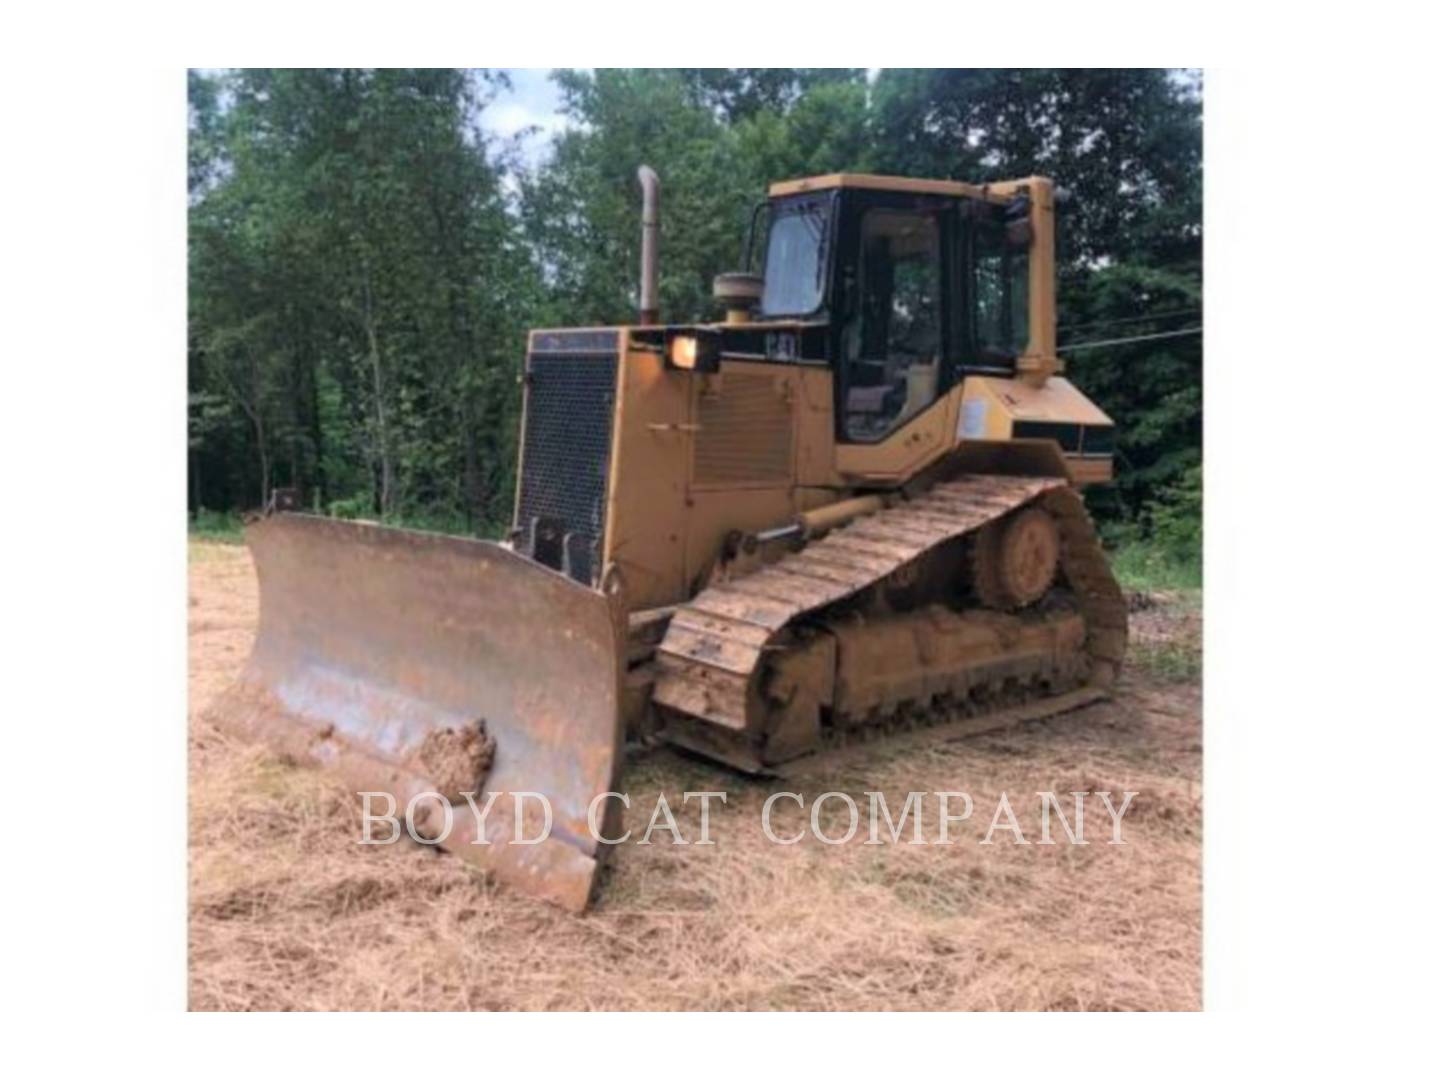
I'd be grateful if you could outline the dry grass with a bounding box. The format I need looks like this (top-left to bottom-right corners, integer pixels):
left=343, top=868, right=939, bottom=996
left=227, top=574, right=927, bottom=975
left=189, top=541, right=1201, bottom=1011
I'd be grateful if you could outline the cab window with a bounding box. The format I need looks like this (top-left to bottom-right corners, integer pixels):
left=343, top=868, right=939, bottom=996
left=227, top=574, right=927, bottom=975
left=974, top=223, right=1029, bottom=360
left=841, top=209, right=943, bottom=441
left=760, top=195, right=831, bottom=318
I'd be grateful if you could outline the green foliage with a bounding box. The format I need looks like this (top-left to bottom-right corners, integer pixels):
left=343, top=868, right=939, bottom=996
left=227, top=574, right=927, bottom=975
left=1109, top=535, right=1202, bottom=592
left=1070, top=261, right=1202, bottom=534
left=1147, top=464, right=1202, bottom=566
left=1103, top=461, right=1202, bottom=588
left=870, top=69, right=1202, bottom=269
left=189, top=68, right=1202, bottom=566
left=189, top=68, right=537, bottom=529
left=188, top=508, right=246, bottom=543
left=325, top=494, right=372, bottom=520
left=520, top=69, right=877, bottom=328
left=679, top=69, right=866, bottom=123
left=521, top=69, right=754, bottom=325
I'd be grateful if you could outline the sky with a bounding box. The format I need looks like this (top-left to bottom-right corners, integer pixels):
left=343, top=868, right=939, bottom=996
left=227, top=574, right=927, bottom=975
left=480, top=68, right=885, bottom=168
left=480, top=69, right=574, bottom=168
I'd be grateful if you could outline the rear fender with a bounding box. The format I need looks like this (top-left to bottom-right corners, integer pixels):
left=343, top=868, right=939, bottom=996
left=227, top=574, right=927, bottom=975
left=910, top=438, right=1074, bottom=493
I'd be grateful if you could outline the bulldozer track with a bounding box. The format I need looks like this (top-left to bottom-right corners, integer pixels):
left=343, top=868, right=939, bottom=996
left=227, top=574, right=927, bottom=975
left=775, top=685, right=1110, bottom=779
left=652, top=473, right=1127, bottom=758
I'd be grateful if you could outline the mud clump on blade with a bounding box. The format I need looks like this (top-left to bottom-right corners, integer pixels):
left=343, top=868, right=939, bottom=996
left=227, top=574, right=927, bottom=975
left=412, top=720, right=497, bottom=802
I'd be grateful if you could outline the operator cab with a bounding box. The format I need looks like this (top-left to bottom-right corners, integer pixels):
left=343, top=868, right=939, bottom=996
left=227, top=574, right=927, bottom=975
left=720, top=174, right=1037, bottom=445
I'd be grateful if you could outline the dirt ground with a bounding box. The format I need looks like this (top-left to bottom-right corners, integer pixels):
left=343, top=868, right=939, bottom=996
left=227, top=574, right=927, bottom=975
left=188, top=541, right=1202, bottom=1011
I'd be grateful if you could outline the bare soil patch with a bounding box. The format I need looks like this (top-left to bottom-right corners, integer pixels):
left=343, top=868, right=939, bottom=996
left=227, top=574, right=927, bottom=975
left=188, top=541, right=1201, bottom=1011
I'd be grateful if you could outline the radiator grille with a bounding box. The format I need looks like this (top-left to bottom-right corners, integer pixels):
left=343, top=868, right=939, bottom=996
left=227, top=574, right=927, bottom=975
left=694, top=372, right=793, bottom=485
left=515, top=342, right=618, bottom=586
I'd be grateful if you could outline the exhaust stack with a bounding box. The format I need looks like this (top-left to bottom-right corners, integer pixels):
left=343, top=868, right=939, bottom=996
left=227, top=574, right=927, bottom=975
left=637, top=165, right=659, bottom=325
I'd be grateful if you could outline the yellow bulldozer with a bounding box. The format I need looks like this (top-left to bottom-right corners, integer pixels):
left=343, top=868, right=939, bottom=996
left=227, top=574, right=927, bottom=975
left=212, top=167, right=1128, bottom=911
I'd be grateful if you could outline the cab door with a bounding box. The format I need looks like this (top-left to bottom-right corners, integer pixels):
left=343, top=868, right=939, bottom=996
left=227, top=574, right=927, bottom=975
left=831, top=190, right=964, bottom=483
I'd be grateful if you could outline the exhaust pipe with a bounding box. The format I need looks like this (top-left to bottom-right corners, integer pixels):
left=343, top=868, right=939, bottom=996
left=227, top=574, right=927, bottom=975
left=637, top=165, right=659, bottom=325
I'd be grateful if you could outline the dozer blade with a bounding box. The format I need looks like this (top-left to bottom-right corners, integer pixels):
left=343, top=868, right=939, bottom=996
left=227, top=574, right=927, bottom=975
left=207, top=514, right=624, bottom=912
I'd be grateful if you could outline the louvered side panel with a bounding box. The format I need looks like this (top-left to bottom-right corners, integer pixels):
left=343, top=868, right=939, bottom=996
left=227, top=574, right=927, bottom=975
left=693, top=372, right=793, bottom=486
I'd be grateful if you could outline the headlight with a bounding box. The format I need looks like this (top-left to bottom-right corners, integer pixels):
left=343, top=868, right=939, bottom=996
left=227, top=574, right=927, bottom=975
left=669, top=335, right=699, bottom=369
left=664, top=328, right=721, bottom=373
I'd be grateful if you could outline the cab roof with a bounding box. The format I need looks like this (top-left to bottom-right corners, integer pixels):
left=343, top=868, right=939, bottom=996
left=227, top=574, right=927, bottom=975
left=767, top=173, right=1029, bottom=204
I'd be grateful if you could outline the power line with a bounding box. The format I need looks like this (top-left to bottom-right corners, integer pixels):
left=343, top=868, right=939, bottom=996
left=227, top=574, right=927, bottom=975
left=1061, top=326, right=1202, bottom=352
left=1058, top=308, right=1201, bottom=336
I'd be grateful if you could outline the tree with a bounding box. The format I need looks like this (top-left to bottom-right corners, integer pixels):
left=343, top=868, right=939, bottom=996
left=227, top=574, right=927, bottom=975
left=679, top=68, right=865, bottom=122
left=188, top=68, right=537, bottom=528
left=870, top=69, right=1201, bottom=270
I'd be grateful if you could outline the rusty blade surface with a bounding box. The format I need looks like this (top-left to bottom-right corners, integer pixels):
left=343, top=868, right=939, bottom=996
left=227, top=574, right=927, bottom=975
left=207, top=514, right=624, bottom=912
